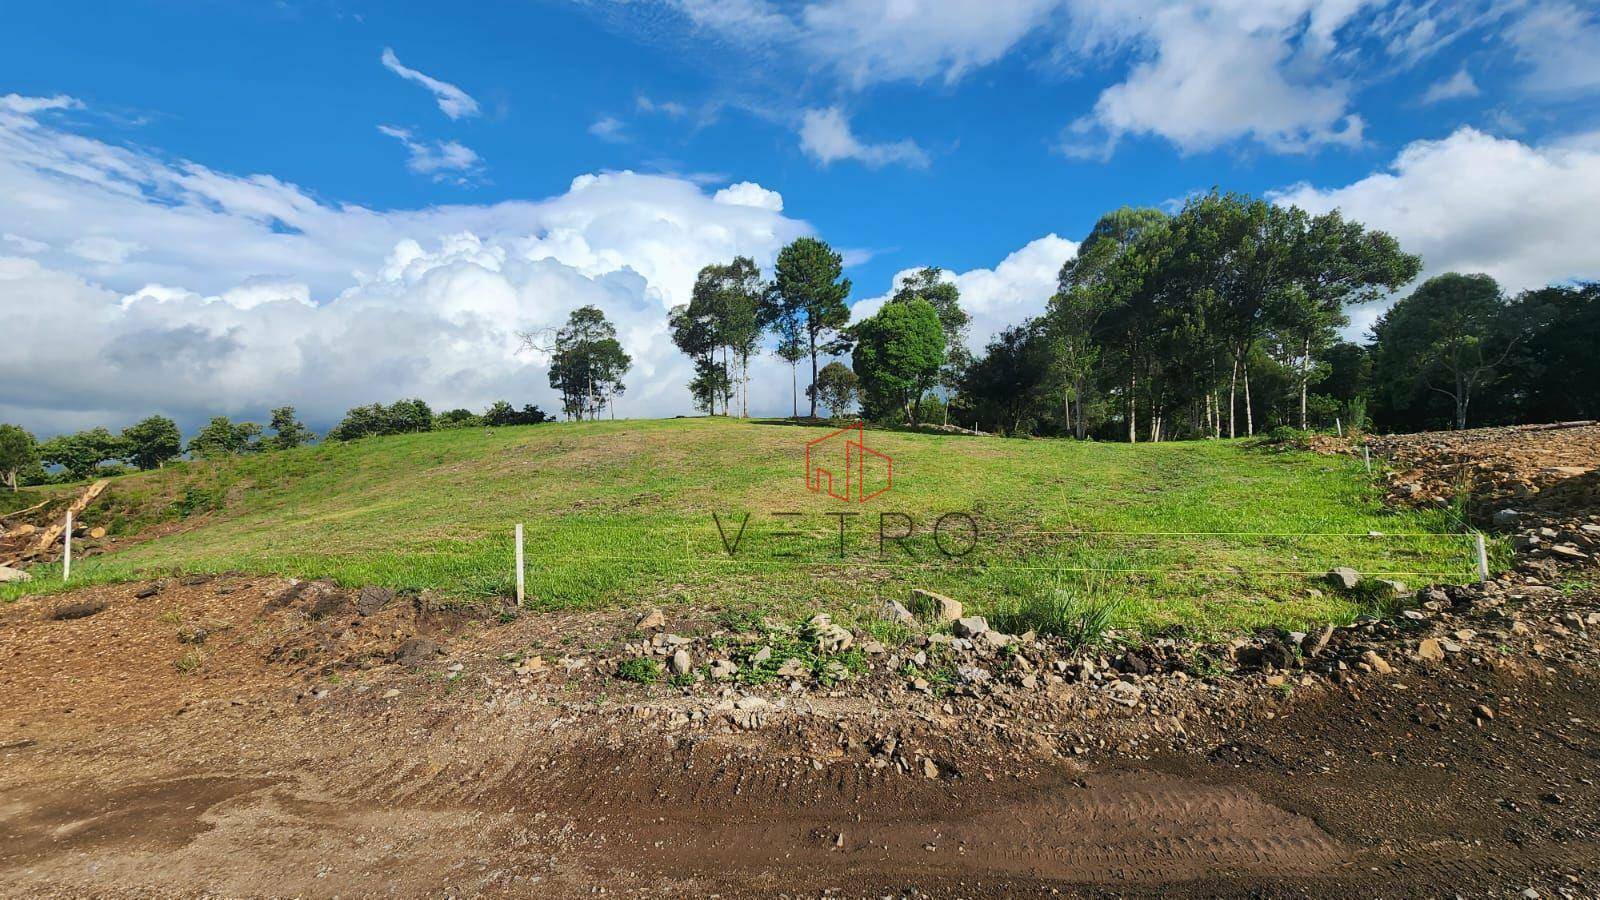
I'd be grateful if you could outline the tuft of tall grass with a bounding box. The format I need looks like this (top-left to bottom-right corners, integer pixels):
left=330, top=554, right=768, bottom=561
left=988, top=572, right=1126, bottom=649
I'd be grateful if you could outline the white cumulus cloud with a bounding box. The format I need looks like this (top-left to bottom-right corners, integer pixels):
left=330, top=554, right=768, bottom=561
left=713, top=181, right=784, bottom=211
left=1274, top=126, right=1600, bottom=335
left=0, top=97, right=811, bottom=436
left=799, top=107, right=929, bottom=169
left=849, top=235, right=1079, bottom=351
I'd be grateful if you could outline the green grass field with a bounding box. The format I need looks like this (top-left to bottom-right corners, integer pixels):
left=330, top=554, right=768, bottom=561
left=3, top=418, right=1492, bottom=639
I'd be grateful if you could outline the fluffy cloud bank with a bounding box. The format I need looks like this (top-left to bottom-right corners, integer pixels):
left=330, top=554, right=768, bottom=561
left=848, top=235, right=1078, bottom=352
left=1274, top=126, right=1600, bottom=334
left=0, top=98, right=810, bottom=435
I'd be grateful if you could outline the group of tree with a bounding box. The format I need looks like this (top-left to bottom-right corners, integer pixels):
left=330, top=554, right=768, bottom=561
left=0, top=391, right=566, bottom=490
left=960, top=193, right=1423, bottom=440
left=675, top=193, right=1595, bottom=439
left=1367, top=276, right=1600, bottom=431
left=327, top=398, right=553, bottom=440
left=670, top=239, right=974, bottom=425
left=669, top=238, right=855, bottom=420
left=953, top=190, right=1598, bottom=437
left=0, top=407, right=315, bottom=488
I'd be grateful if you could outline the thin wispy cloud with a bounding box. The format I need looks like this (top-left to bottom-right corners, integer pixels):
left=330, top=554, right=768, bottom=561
left=377, top=125, right=483, bottom=182
left=589, top=116, right=629, bottom=142
left=1422, top=67, right=1481, bottom=104
left=380, top=47, right=481, bottom=120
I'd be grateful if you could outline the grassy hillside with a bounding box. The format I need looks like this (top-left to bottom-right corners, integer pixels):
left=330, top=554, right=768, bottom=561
left=3, top=418, right=1484, bottom=637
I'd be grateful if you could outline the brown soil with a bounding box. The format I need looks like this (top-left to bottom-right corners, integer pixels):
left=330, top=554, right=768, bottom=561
left=2, top=570, right=1597, bottom=897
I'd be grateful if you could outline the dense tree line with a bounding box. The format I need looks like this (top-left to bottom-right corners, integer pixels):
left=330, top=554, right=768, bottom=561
left=673, top=193, right=1597, bottom=438
left=0, top=395, right=559, bottom=489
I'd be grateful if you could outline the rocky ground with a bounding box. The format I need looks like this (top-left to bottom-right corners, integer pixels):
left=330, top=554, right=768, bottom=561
left=2, top=425, right=1599, bottom=897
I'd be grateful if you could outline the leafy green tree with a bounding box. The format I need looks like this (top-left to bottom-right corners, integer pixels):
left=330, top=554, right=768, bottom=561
left=1281, top=211, right=1419, bottom=428
left=1168, top=192, right=1305, bottom=437
left=851, top=299, right=945, bottom=424
left=813, top=361, right=860, bottom=420
left=40, top=427, right=132, bottom=479
left=0, top=424, right=38, bottom=492
left=266, top=406, right=316, bottom=450
left=962, top=322, right=1053, bottom=436
left=120, top=416, right=183, bottom=470
left=481, top=401, right=549, bottom=427
left=549, top=306, right=631, bottom=420
left=1045, top=207, right=1169, bottom=438
left=717, top=257, right=766, bottom=417
left=187, top=416, right=262, bottom=458
left=1370, top=273, right=1513, bottom=430
left=1317, top=341, right=1372, bottom=430
left=1496, top=283, right=1600, bottom=422
left=890, top=267, right=970, bottom=420
left=773, top=238, right=852, bottom=418
left=437, top=408, right=481, bottom=429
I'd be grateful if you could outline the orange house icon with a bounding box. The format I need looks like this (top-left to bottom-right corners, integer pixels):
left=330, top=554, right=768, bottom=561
left=804, top=422, right=893, bottom=503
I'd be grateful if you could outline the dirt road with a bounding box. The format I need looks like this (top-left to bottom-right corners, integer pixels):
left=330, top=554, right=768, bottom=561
left=2, top=574, right=1596, bottom=897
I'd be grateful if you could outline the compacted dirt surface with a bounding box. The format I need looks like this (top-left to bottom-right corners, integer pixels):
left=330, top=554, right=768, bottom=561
left=3, top=426, right=1600, bottom=898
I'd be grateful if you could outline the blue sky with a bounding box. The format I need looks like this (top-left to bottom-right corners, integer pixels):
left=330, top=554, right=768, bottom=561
left=3, top=1, right=1599, bottom=434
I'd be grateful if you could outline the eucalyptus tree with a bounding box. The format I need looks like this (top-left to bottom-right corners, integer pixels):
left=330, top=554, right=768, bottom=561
left=772, top=238, right=852, bottom=418
left=1045, top=207, right=1169, bottom=438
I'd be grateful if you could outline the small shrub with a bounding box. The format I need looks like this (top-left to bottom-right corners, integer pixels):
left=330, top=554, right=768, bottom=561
left=615, top=657, right=663, bottom=684
left=173, top=649, right=204, bottom=674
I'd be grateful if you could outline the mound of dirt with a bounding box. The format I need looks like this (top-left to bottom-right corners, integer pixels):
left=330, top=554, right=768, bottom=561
left=1354, top=421, right=1600, bottom=519
left=0, top=575, right=488, bottom=728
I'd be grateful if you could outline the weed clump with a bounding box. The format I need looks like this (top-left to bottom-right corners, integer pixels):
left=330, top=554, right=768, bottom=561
left=615, top=657, right=663, bottom=684
left=989, top=576, right=1125, bottom=649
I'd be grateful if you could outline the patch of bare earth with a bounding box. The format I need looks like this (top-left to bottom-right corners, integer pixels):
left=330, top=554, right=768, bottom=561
left=3, top=424, right=1600, bottom=897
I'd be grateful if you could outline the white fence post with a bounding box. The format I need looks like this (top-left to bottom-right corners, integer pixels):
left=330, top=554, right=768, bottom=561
left=1475, top=532, right=1489, bottom=584
left=1362, top=445, right=1372, bottom=475
left=63, top=510, right=73, bottom=582
left=514, top=523, right=525, bottom=607
left=1335, top=417, right=1342, bottom=437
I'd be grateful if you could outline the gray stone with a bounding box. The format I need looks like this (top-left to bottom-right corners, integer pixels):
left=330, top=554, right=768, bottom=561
left=1106, top=680, right=1143, bottom=707
left=355, top=586, right=394, bottom=616
left=952, top=616, right=990, bottom=638
left=635, top=607, right=666, bottom=630
left=394, top=637, right=442, bottom=668
left=50, top=598, right=107, bottom=620
left=1306, top=623, right=1334, bottom=657
left=975, top=630, right=1013, bottom=649
left=670, top=649, right=693, bottom=676
left=1492, top=509, right=1521, bottom=527
left=710, top=659, right=738, bottom=679
left=814, top=623, right=854, bottom=654
left=1360, top=650, right=1393, bottom=675
left=1326, top=567, right=1362, bottom=590
left=909, top=589, right=963, bottom=623
left=878, top=599, right=916, bottom=625
left=0, top=565, right=32, bottom=584
left=750, top=645, right=772, bottom=665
